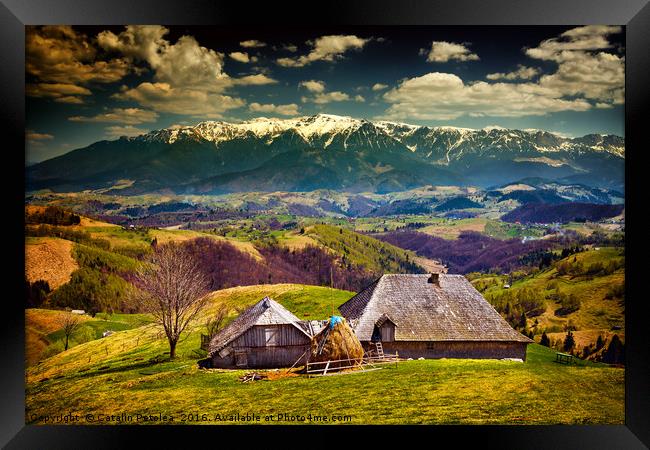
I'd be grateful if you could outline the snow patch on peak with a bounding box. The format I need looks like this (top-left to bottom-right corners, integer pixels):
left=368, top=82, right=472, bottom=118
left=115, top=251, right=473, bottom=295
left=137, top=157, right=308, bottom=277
left=432, top=125, right=476, bottom=133
left=483, top=125, right=508, bottom=132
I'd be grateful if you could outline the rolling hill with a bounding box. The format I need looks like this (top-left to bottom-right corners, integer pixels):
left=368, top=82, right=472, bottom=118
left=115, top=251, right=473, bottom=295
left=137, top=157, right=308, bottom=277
left=470, top=246, right=625, bottom=358
left=25, top=284, right=623, bottom=425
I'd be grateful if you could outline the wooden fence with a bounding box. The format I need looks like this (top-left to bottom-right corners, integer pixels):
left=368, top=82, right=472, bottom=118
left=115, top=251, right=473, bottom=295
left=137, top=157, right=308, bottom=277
left=305, top=353, right=403, bottom=376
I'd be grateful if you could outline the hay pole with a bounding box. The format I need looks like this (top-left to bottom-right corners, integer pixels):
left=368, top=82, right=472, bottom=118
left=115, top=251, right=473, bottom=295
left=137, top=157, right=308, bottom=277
left=285, top=349, right=308, bottom=374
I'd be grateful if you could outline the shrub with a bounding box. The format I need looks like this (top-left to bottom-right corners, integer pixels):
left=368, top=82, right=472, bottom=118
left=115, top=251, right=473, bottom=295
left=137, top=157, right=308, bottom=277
left=555, top=292, right=581, bottom=316
left=49, top=268, right=132, bottom=313
left=26, top=206, right=81, bottom=226
left=70, top=326, right=96, bottom=346
left=517, top=288, right=546, bottom=317
left=41, top=341, right=65, bottom=359
left=605, top=282, right=625, bottom=300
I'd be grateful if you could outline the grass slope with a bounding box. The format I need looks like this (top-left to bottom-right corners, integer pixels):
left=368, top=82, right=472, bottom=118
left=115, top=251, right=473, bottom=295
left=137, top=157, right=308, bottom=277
left=26, top=284, right=623, bottom=425
left=472, top=247, right=624, bottom=354
left=306, top=224, right=423, bottom=274
left=25, top=309, right=151, bottom=366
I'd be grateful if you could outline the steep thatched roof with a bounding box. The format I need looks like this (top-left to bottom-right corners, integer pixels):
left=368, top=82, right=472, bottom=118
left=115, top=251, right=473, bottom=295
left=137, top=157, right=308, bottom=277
left=208, top=297, right=311, bottom=355
left=338, top=274, right=532, bottom=343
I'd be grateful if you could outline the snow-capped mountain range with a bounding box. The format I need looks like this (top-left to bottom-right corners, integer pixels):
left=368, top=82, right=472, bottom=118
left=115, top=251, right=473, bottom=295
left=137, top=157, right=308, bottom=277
left=27, top=114, right=624, bottom=195
left=142, top=114, right=625, bottom=159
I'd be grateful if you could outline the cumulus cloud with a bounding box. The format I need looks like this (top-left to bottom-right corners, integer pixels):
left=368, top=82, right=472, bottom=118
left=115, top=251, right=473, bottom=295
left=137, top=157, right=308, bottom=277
left=303, top=91, right=351, bottom=104
left=299, top=79, right=361, bottom=104
left=526, top=25, right=621, bottom=59
left=104, top=125, right=149, bottom=138
left=372, top=83, right=389, bottom=91
left=421, top=41, right=479, bottom=63
left=98, top=26, right=275, bottom=116
left=233, top=74, right=277, bottom=86
left=229, top=52, right=258, bottom=63
left=486, top=65, right=540, bottom=81
left=26, top=83, right=92, bottom=103
left=98, top=26, right=228, bottom=90
left=382, top=72, right=591, bottom=120
left=249, top=102, right=299, bottom=116
left=26, top=131, right=54, bottom=142
left=299, top=80, right=326, bottom=93
left=26, top=26, right=130, bottom=103
left=240, top=40, right=267, bottom=48
left=68, top=108, right=159, bottom=125
left=525, top=25, right=624, bottom=105
left=112, top=82, right=245, bottom=118
left=277, top=35, right=370, bottom=67
left=382, top=26, right=624, bottom=121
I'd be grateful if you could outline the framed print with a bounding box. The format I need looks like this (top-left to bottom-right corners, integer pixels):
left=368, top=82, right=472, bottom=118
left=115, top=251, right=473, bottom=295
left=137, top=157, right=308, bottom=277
left=2, top=0, right=649, bottom=447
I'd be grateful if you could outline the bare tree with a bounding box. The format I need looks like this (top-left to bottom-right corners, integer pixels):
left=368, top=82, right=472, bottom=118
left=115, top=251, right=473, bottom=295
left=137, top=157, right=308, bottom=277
left=130, top=243, right=211, bottom=359
left=59, top=313, right=81, bottom=351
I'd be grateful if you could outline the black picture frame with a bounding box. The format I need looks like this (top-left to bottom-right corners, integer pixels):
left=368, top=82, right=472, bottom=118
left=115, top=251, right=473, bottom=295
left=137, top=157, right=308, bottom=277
left=2, top=0, right=648, bottom=447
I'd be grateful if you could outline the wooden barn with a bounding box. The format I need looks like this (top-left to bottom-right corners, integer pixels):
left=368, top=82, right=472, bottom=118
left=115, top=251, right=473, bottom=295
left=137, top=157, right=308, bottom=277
left=207, top=297, right=323, bottom=369
left=338, top=273, right=533, bottom=361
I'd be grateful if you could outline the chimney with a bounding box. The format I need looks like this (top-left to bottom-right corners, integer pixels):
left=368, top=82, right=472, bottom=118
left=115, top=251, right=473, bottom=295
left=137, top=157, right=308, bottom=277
left=427, top=273, right=440, bottom=285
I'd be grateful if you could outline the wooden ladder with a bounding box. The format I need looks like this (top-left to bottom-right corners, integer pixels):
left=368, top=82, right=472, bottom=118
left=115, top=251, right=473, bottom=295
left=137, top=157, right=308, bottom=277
left=374, top=342, right=384, bottom=358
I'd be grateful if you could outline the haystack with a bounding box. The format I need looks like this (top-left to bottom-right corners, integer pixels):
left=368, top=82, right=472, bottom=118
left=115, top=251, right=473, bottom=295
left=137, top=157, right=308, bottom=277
left=309, top=316, right=364, bottom=369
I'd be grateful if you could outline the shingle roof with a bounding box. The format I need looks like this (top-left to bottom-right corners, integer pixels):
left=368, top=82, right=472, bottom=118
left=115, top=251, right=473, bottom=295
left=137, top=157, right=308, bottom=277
left=338, top=274, right=533, bottom=343
left=208, top=297, right=311, bottom=355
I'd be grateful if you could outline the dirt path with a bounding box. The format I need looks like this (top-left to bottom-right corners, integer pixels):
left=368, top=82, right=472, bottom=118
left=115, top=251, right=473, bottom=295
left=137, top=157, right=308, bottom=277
left=25, top=238, right=78, bottom=289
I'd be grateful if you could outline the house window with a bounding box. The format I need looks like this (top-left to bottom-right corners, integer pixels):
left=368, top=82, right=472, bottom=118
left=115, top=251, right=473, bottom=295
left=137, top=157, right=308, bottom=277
left=426, top=342, right=436, bottom=350
left=265, top=327, right=279, bottom=346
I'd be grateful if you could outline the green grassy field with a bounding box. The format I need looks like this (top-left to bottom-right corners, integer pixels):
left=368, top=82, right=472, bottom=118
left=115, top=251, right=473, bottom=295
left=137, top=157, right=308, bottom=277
left=26, top=284, right=623, bottom=425
left=25, top=309, right=152, bottom=366
left=476, top=247, right=624, bottom=333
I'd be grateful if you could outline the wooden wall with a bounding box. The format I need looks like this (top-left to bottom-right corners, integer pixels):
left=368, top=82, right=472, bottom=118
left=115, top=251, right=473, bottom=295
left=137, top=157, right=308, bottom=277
left=364, top=341, right=529, bottom=361
left=379, top=322, right=395, bottom=342
left=210, top=324, right=311, bottom=369
left=231, top=324, right=309, bottom=348
left=211, top=345, right=310, bottom=369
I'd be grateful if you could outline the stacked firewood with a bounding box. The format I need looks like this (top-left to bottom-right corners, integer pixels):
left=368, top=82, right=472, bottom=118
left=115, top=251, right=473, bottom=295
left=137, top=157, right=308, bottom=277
left=239, top=372, right=266, bottom=383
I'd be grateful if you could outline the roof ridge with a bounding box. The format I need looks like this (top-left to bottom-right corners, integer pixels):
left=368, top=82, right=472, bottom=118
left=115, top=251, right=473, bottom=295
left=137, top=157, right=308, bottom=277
left=208, top=296, right=309, bottom=355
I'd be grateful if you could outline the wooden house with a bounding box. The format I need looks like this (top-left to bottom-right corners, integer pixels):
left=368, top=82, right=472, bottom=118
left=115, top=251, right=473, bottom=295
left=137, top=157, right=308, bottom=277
left=338, top=273, right=533, bottom=361
left=207, top=297, right=323, bottom=369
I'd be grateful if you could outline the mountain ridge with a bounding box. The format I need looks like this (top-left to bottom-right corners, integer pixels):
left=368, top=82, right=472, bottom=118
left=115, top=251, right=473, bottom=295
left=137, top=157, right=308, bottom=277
left=27, top=114, right=625, bottom=194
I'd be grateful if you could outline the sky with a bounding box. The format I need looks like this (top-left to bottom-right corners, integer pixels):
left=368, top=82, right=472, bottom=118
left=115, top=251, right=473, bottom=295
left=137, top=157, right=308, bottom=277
left=26, top=25, right=625, bottom=163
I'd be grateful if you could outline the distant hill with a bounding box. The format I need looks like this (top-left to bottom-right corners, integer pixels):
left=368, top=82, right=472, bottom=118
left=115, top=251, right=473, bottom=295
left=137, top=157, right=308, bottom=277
left=373, top=230, right=557, bottom=274
left=434, top=197, right=483, bottom=212
left=367, top=198, right=435, bottom=217
left=471, top=246, right=625, bottom=361
left=502, top=203, right=624, bottom=224
left=498, top=189, right=568, bottom=205
left=306, top=224, right=425, bottom=275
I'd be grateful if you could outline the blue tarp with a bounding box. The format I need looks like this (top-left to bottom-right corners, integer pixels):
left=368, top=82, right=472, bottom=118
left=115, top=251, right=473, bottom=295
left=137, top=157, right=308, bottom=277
left=329, top=315, right=343, bottom=329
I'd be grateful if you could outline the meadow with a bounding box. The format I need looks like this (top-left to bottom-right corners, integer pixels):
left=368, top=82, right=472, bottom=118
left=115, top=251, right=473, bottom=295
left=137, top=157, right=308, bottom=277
left=25, top=284, right=624, bottom=425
